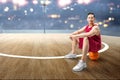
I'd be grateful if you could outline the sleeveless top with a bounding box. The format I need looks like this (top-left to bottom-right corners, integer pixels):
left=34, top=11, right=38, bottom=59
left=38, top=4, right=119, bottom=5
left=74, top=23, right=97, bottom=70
left=79, top=25, right=101, bottom=52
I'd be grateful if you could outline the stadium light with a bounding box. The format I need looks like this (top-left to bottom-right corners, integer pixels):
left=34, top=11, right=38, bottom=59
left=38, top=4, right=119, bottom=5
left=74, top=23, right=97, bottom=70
left=40, top=0, right=51, bottom=33
left=57, top=0, right=72, bottom=7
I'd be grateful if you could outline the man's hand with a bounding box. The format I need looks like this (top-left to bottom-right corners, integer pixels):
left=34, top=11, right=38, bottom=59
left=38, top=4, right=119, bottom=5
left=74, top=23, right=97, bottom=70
left=69, top=34, right=73, bottom=40
left=69, top=34, right=76, bottom=40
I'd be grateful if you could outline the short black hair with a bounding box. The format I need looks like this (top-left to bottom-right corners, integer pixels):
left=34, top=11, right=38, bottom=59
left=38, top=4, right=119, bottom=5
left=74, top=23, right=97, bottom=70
left=87, top=12, right=95, bottom=17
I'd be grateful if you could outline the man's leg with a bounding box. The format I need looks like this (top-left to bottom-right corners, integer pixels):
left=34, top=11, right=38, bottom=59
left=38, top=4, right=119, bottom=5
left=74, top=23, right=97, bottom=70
left=71, top=37, right=79, bottom=54
left=65, top=37, right=79, bottom=58
left=81, top=37, right=89, bottom=62
left=73, top=37, right=89, bottom=71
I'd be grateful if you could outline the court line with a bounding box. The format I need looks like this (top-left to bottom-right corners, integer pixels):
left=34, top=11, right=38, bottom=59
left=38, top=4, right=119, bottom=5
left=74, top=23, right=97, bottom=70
left=0, top=42, right=109, bottom=59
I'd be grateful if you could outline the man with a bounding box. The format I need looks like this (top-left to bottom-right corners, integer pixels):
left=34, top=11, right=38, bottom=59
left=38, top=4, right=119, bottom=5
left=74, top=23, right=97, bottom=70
left=65, top=12, right=101, bottom=71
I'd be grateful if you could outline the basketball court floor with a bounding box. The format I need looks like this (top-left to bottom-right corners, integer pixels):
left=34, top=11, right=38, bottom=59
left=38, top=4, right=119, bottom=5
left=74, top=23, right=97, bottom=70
left=0, top=34, right=119, bottom=79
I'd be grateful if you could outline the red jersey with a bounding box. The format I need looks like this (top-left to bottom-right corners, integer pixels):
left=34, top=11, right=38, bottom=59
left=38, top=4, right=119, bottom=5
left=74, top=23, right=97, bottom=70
left=79, top=25, right=101, bottom=52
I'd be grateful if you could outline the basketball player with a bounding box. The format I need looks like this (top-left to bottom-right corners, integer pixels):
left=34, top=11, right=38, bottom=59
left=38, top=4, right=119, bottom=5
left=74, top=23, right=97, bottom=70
left=65, top=12, right=101, bottom=71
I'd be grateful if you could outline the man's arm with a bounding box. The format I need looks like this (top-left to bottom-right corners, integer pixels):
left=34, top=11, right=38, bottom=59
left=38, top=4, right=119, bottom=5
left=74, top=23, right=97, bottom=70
left=71, top=26, right=100, bottom=38
left=72, top=23, right=98, bottom=35
left=71, top=26, right=86, bottom=35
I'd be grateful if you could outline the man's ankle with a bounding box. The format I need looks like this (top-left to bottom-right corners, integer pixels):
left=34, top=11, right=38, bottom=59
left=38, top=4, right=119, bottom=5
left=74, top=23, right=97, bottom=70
left=80, top=59, right=86, bottom=63
left=71, top=51, right=75, bottom=54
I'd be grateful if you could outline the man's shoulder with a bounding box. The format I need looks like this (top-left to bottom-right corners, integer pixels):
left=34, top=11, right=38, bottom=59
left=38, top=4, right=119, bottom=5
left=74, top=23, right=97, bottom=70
left=93, top=23, right=100, bottom=29
left=94, top=26, right=99, bottom=28
left=93, top=25, right=100, bottom=33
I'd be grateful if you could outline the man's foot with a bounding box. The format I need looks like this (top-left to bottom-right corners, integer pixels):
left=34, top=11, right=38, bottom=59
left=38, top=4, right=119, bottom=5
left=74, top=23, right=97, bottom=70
left=73, top=60, right=87, bottom=72
left=65, top=52, right=77, bottom=59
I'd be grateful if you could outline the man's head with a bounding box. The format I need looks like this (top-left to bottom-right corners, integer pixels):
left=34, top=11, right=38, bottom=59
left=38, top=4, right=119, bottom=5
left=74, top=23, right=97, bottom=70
left=87, top=12, right=95, bottom=24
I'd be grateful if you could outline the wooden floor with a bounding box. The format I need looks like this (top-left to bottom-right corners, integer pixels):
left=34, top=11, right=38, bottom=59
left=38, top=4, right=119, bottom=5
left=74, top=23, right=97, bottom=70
left=0, top=34, right=120, bottom=79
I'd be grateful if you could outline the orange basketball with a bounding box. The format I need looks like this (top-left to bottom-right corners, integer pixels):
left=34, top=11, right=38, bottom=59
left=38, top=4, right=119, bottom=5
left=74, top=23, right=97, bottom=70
left=89, top=52, right=99, bottom=60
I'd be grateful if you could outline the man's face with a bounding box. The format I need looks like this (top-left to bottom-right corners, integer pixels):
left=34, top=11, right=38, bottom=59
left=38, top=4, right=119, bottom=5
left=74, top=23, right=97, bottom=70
left=87, top=14, right=95, bottom=24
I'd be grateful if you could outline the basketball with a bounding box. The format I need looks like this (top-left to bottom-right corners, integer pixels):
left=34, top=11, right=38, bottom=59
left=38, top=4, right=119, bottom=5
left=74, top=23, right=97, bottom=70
left=89, top=52, right=99, bottom=60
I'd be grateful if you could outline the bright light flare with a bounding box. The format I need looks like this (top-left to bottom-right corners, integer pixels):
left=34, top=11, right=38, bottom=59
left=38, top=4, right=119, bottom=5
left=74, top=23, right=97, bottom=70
left=12, top=0, right=28, bottom=6
left=48, top=14, right=60, bottom=19
left=4, top=6, right=9, bottom=12
left=77, top=0, right=92, bottom=4
left=58, top=0, right=72, bottom=7
left=30, top=8, right=34, bottom=12
left=33, top=0, right=38, bottom=5
left=77, top=0, right=84, bottom=4
left=98, top=22, right=103, bottom=25
left=84, top=0, right=91, bottom=4
left=0, top=0, right=7, bottom=3
left=40, top=0, right=51, bottom=6
left=103, top=24, right=108, bottom=28
left=70, top=24, right=74, bottom=28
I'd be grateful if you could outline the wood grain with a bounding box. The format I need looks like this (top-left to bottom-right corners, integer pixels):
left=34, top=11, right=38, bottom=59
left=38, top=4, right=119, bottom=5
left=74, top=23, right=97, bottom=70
left=0, top=34, right=119, bottom=79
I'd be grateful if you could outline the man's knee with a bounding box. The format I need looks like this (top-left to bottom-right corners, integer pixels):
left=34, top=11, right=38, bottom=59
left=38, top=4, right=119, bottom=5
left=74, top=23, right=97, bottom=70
left=84, top=37, right=88, bottom=41
left=72, top=37, right=77, bottom=40
left=72, top=37, right=79, bottom=43
left=83, top=37, right=89, bottom=44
